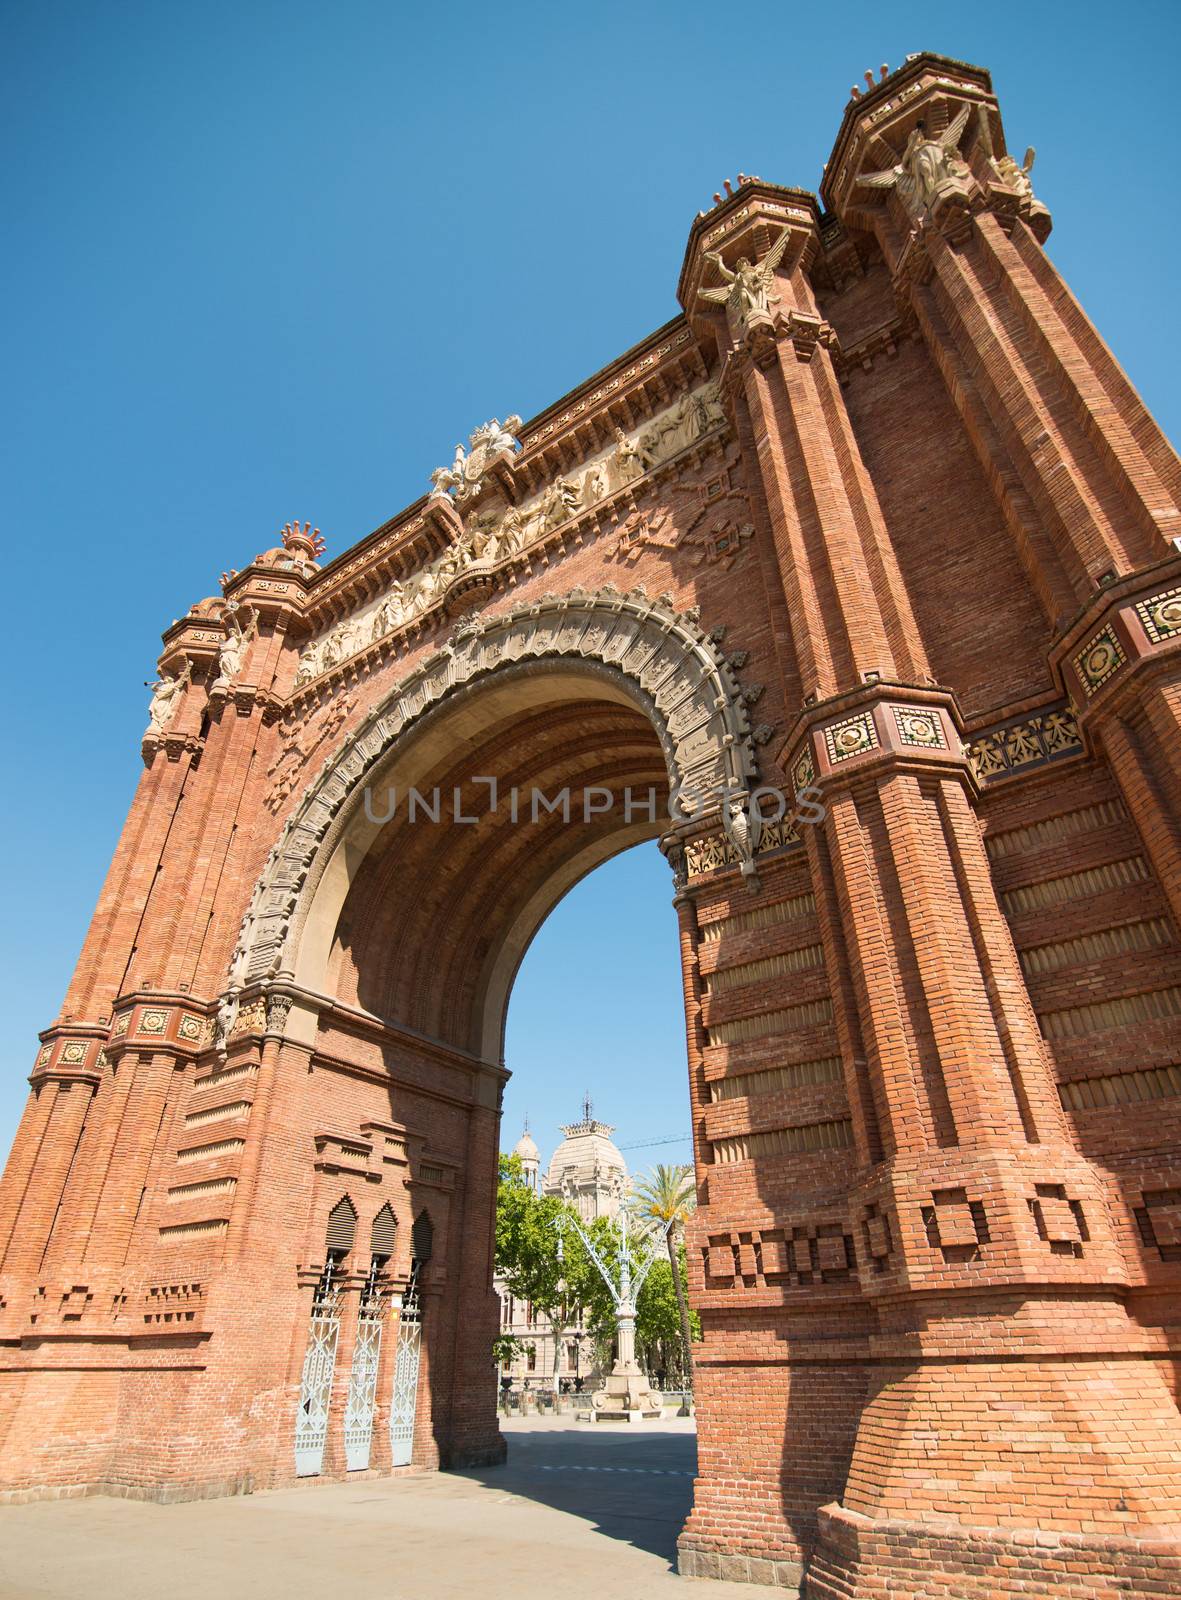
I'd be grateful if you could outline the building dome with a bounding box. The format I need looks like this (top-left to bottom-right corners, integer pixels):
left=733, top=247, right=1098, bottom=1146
left=543, top=1101, right=628, bottom=1221
left=513, top=1128, right=540, bottom=1163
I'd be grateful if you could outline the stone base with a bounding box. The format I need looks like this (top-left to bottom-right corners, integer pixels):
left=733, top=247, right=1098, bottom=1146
left=590, top=1364, right=661, bottom=1421
left=806, top=1501, right=1181, bottom=1599
left=677, top=1542, right=802, bottom=1592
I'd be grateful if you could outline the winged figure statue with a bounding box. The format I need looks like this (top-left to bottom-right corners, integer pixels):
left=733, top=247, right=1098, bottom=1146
left=698, top=226, right=792, bottom=332
left=974, top=103, right=1038, bottom=201
left=858, top=105, right=972, bottom=213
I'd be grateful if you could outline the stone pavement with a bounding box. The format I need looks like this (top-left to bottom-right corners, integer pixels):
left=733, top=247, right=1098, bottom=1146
left=0, top=1416, right=767, bottom=1600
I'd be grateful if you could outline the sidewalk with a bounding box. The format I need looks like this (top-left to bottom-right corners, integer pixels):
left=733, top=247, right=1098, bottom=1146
left=0, top=1418, right=768, bottom=1600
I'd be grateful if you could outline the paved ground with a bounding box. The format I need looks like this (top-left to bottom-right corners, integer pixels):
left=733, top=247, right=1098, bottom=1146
left=0, top=1417, right=761, bottom=1600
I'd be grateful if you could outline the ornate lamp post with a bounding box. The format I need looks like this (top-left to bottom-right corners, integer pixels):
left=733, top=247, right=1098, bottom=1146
left=556, top=1208, right=672, bottom=1423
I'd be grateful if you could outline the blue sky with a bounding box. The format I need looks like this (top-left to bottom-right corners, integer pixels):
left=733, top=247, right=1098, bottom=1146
left=2, top=1, right=1179, bottom=1164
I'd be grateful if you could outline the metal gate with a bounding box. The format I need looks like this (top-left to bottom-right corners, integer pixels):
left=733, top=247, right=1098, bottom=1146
left=388, top=1264, right=422, bottom=1467
left=342, top=1274, right=385, bottom=1471
left=294, top=1266, right=341, bottom=1477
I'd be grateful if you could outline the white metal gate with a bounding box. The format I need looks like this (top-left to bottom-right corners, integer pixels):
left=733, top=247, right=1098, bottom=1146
left=388, top=1266, right=422, bottom=1467
left=343, top=1280, right=385, bottom=1472
left=294, top=1270, right=341, bottom=1477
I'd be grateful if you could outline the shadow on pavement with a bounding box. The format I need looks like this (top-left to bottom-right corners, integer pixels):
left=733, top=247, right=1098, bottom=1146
left=454, top=1423, right=698, bottom=1564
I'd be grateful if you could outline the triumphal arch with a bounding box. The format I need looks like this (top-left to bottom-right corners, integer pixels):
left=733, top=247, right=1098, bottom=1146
left=4, top=53, right=1181, bottom=1596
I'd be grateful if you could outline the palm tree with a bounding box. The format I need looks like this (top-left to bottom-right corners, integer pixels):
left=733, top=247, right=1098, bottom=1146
left=631, top=1163, right=696, bottom=1389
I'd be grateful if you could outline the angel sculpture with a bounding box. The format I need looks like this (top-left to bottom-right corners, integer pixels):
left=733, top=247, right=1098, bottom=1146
left=214, top=602, right=258, bottom=688
left=974, top=104, right=1037, bottom=201
left=858, top=106, right=972, bottom=215
left=698, top=226, right=792, bottom=334
left=146, top=659, right=192, bottom=733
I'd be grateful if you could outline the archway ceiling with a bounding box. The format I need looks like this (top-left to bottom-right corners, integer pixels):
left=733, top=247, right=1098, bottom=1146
left=330, top=694, right=670, bottom=1056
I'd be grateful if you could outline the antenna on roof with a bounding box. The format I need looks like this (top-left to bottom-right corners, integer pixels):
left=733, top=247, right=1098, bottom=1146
left=583, top=1092, right=593, bottom=1124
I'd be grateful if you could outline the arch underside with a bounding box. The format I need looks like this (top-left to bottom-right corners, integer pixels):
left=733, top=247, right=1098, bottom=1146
left=323, top=664, right=671, bottom=1060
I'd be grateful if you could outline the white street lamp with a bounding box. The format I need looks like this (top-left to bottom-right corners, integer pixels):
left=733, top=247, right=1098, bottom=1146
left=556, top=1208, right=672, bottom=1423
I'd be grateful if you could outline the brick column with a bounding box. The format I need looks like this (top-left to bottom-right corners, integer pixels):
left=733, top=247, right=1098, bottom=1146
left=790, top=692, right=1181, bottom=1596
left=825, top=61, right=1181, bottom=626
left=682, top=187, right=930, bottom=705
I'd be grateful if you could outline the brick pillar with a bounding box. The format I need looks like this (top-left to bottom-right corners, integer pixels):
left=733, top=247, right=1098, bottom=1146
left=438, top=1094, right=506, bottom=1468
left=683, top=189, right=930, bottom=704
left=792, top=696, right=1181, bottom=1596
left=825, top=59, right=1181, bottom=626
left=1056, top=583, right=1181, bottom=932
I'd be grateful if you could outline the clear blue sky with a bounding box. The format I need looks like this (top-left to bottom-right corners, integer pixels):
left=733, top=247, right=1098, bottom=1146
left=2, top=1, right=1179, bottom=1164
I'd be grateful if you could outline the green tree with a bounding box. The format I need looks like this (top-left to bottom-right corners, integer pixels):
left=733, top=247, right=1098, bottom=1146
left=492, top=1332, right=525, bottom=1369
left=634, top=1246, right=700, bottom=1387
left=495, top=1154, right=601, bottom=1396
left=630, top=1163, right=698, bottom=1388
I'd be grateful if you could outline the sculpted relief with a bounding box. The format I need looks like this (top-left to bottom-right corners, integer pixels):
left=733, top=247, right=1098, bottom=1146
left=293, top=379, right=728, bottom=688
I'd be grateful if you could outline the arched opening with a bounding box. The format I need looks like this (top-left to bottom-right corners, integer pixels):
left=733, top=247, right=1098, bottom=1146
left=253, top=591, right=760, bottom=1487
left=316, top=660, right=672, bottom=1061
left=497, top=837, right=693, bottom=1412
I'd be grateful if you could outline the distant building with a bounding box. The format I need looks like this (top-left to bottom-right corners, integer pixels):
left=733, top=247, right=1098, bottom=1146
left=497, top=1103, right=629, bottom=1389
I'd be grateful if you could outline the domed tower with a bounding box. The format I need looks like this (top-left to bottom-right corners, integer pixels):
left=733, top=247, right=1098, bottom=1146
left=512, top=1121, right=540, bottom=1192
left=542, top=1097, right=628, bottom=1222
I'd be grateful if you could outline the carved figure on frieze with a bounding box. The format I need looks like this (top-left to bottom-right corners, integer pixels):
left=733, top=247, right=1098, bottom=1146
left=145, top=659, right=192, bottom=734
left=464, top=509, right=503, bottom=562
left=371, top=582, right=407, bottom=641
left=858, top=106, right=972, bottom=216
left=293, top=642, right=321, bottom=687
left=497, top=506, right=530, bottom=555
left=609, top=425, right=652, bottom=489
left=674, top=382, right=726, bottom=446
left=581, top=462, right=608, bottom=506
left=540, top=476, right=581, bottom=531
left=698, top=227, right=792, bottom=335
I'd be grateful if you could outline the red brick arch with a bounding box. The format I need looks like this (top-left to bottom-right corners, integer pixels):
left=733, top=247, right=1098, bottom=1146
left=3, top=52, right=1181, bottom=1598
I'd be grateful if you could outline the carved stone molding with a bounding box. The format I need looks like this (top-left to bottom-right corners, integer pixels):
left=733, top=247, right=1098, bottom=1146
left=230, top=588, right=762, bottom=985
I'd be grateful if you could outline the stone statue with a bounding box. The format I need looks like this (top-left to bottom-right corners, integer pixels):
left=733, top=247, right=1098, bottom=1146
left=724, top=793, right=762, bottom=882
left=429, top=415, right=523, bottom=503
left=975, top=104, right=1038, bottom=202
left=698, top=226, right=792, bottom=332
left=146, top=660, right=192, bottom=733
left=214, top=603, right=257, bottom=688
left=858, top=105, right=971, bottom=214
left=997, top=146, right=1037, bottom=201
left=430, top=443, right=467, bottom=497
left=214, top=990, right=239, bottom=1059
